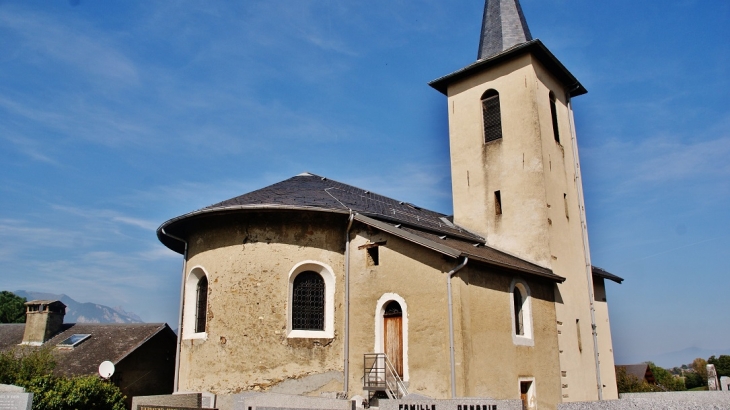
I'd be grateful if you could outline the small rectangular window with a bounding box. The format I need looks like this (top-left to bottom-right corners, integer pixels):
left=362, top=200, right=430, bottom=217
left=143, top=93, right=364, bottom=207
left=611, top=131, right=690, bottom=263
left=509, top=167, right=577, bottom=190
left=564, top=193, right=569, bottom=220
left=495, top=191, right=502, bottom=215
left=367, top=247, right=379, bottom=266
left=576, top=319, right=582, bottom=353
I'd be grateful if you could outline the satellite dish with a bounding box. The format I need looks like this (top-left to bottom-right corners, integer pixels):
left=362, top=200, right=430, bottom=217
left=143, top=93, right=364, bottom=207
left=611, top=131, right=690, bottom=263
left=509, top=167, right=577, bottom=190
left=99, top=361, right=115, bottom=379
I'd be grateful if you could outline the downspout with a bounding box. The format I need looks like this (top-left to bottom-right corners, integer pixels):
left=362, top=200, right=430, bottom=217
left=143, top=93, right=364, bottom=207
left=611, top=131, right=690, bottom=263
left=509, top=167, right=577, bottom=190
left=161, top=228, right=187, bottom=393
left=566, top=93, right=603, bottom=400
left=447, top=256, right=469, bottom=398
left=343, top=212, right=355, bottom=395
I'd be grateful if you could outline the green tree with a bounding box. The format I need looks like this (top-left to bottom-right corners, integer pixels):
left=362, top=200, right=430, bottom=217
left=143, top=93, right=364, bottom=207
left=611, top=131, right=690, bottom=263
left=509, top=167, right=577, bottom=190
left=0, top=347, right=126, bottom=410
left=615, top=366, right=663, bottom=393
left=692, top=357, right=708, bottom=384
left=0, top=291, right=26, bottom=323
left=27, top=375, right=126, bottom=410
left=708, top=355, right=730, bottom=378
left=648, top=362, right=685, bottom=391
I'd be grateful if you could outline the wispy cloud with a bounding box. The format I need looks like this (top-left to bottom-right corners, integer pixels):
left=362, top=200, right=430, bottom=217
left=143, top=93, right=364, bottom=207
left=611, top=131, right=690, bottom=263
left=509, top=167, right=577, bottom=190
left=0, top=7, right=139, bottom=85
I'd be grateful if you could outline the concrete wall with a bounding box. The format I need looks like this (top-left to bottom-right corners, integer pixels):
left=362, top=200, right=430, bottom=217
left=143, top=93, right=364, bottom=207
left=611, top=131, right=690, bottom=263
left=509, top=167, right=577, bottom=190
left=559, top=391, right=730, bottom=409
left=443, top=52, right=618, bottom=401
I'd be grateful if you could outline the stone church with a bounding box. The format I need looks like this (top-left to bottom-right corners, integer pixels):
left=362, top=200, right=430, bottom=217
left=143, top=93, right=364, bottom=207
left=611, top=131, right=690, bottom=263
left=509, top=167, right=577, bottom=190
left=157, top=1, right=622, bottom=408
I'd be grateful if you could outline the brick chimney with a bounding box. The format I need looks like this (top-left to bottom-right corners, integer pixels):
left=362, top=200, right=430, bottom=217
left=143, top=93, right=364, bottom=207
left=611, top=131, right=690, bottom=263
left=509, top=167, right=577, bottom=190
left=21, top=300, right=66, bottom=345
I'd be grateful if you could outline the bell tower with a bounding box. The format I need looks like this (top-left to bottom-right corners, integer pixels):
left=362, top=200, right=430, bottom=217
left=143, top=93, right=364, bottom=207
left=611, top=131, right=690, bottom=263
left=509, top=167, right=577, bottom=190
left=430, top=0, right=618, bottom=402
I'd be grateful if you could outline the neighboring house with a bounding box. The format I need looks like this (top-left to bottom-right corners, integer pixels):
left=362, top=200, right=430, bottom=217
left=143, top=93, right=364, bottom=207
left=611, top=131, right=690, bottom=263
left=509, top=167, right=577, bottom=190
left=0, top=300, right=176, bottom=408
left=155, top=1, right=622, bottom=409
left=616, top=364, right=657, bottom=385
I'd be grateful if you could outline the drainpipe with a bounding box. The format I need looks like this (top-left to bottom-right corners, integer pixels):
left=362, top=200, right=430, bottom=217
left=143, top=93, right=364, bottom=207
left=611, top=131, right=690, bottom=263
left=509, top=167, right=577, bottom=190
left=161, top=228, right=187, bottom=393
left=343, top=212, right=355, bottom=395
left=566, top=94, right=603, bottom=400
left=447, top=256, right=469, bottom=398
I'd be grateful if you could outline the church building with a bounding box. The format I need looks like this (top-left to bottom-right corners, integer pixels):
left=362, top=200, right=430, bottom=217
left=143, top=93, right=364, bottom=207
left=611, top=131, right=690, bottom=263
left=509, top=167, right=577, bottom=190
left=157, top=1, right=622, bottom=408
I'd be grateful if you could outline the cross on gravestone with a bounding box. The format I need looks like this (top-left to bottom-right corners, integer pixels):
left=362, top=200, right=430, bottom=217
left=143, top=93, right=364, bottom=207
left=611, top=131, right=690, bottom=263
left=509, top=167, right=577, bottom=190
left=0, top=392, right=33, bottom=410
left=708, top=364, right=720, bottom=391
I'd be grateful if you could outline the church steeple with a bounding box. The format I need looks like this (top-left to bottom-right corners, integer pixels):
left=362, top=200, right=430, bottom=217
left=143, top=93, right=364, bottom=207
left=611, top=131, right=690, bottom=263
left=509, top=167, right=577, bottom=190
left=477, top=0, right=532, bottom=60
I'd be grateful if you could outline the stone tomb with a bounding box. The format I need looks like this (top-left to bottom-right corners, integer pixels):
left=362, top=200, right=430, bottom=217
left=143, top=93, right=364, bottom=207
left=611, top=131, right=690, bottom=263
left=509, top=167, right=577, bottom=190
left=0, top=393, right=33, bottom=410
left=379, top=398, right=521, bottom=410
left=707, top=364, right=720, bottom=391
left=721, top=376, right=730, bottom=392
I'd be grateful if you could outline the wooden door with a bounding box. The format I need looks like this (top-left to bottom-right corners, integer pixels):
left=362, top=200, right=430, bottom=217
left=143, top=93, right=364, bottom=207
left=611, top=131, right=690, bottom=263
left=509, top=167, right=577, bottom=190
left=383, top=301, right=403, bottom=377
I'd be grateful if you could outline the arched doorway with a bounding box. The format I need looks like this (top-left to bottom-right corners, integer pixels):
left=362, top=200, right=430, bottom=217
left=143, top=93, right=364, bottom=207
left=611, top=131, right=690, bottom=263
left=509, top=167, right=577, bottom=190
left=383, top=300, right=403, bottom=377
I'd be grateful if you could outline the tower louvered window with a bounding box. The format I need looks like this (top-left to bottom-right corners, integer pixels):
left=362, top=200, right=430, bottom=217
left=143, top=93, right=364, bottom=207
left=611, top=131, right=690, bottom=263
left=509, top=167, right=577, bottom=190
left=195, top=275, right=208, bottom=333
left=482, top=89, right=502, bottom=143
left=292, top=271, right=325, bottom=330
left=550, top=91, right=560, bottom=143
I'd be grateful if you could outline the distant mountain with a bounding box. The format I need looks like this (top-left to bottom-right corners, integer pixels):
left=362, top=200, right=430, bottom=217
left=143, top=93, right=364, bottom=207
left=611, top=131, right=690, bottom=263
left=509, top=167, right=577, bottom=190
left=13, top=290, right=143, bottom=324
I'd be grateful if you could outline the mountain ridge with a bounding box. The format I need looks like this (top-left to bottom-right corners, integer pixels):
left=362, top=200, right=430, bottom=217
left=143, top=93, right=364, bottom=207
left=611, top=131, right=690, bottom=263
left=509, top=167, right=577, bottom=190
left=13, top=290, right=143, bottom=324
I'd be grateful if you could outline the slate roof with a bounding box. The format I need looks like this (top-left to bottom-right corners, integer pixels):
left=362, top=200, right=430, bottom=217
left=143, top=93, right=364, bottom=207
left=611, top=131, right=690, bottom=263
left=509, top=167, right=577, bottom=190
left=592, top=266, right=624, bottom=284
left=430, top=39, right=587, bottom=97
left=478, top=0, right=532, bottom=60
left=0, top=323, right=174, bottom=377
left=158, top=173, right=565, bottom=282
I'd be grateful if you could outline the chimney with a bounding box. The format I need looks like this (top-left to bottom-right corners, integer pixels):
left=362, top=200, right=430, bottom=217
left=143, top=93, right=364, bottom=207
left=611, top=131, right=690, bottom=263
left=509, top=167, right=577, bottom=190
left=21, top=300, right=66, bottom=345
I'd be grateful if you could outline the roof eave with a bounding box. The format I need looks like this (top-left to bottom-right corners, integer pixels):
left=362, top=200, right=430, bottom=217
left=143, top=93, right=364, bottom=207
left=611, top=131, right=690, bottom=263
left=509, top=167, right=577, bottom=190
left=355, top=214, right=564, bottom=283
left=429, top=39, right=587, bottom=97
left=592, top=266, right=624, bottom=284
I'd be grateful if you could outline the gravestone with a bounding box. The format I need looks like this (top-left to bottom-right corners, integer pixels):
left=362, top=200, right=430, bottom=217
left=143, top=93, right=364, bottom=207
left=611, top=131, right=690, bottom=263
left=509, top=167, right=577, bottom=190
left=707, top=364, right=720, bottom=391
left=0, top=392, right=33, bottom=410
left=721, top=376, right=730, bottom=392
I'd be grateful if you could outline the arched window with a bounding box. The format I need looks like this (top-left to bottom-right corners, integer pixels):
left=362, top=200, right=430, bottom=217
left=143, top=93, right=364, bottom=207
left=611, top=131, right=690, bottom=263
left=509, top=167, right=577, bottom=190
left=549, top=91, right=560, bottom=143
left=510, top=279, right=533, bottom=346
left=292, top=271, right=325, bottom=331
left=513, top=287, right=524, bottom=336
left=287, top=261, right=335, bottom=338
left=195, top=275, right=208, bottom=333
left=183, top=266, right=209, bottom=339
left=482, top=89, right=502, bottom=143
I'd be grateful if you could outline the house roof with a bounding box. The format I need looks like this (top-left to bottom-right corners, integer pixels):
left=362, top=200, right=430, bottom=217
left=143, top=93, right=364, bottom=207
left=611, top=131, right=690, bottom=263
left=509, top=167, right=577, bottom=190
left=592, top=265, right=624, bottom=284
left=617, top=364, right=656, bottom=384
left=429, top=39, right=587, bottom=97
left=478, top=0, right=532, bottom=60
left=0, top=323, right=174, bottom=377
left=158, top=173, right=564, bottom=283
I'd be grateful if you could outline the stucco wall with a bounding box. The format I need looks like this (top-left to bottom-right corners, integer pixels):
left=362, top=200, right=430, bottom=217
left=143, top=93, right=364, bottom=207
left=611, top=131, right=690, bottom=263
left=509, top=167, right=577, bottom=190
left=179, top=211, right=347, bottom=394
left=175, top=210, right=562, bottom=407
left=443, top=52, right=618, bottom=402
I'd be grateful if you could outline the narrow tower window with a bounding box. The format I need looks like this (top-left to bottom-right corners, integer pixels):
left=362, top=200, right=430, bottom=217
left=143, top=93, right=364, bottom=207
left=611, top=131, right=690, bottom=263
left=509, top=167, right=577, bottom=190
left=481, top=89, right=502, bottom=142
left=495, top=190, right=502, bottom=215
left=576, top=319, right=582, bottom=352
left=195, top=275, right=208, bottom=333
left=513, top=287, right=524, bottom=336
left=550, top=91, right=560, bottom=143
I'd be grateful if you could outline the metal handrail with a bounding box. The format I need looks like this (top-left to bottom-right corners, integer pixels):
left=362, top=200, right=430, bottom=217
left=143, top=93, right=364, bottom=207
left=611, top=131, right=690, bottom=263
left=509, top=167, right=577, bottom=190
left=363, top=353, right=408, bottom=399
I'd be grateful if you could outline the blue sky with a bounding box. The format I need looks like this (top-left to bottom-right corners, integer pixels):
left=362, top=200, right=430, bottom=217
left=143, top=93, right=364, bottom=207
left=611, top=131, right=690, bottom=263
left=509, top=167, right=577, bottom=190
left=1, top=1, right=728, bottom=367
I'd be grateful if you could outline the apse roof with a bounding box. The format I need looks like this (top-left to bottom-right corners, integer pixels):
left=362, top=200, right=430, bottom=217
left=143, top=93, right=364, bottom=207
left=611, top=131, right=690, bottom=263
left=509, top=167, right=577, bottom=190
left=157, top=173, right=565, bottom=282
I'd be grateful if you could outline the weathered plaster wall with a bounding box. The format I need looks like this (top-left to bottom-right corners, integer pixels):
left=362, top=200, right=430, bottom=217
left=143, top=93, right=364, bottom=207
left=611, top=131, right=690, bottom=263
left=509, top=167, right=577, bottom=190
left=592, top=277, right=618, bottom=399
left=458, top=268, right=561, bottom=408
left=179, top=211, right=347, bottom=394
left=347, top=226, right=561, bottom=406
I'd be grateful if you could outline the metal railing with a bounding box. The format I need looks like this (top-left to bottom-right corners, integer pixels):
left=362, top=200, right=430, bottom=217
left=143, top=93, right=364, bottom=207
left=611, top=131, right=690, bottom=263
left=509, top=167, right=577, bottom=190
left=363, top=353, right=408, bottom=399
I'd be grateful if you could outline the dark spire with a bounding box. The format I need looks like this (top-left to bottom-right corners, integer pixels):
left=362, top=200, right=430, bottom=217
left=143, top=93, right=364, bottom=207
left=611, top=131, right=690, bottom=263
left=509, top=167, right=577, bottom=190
left=477, top=0, right=533, bottom=60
